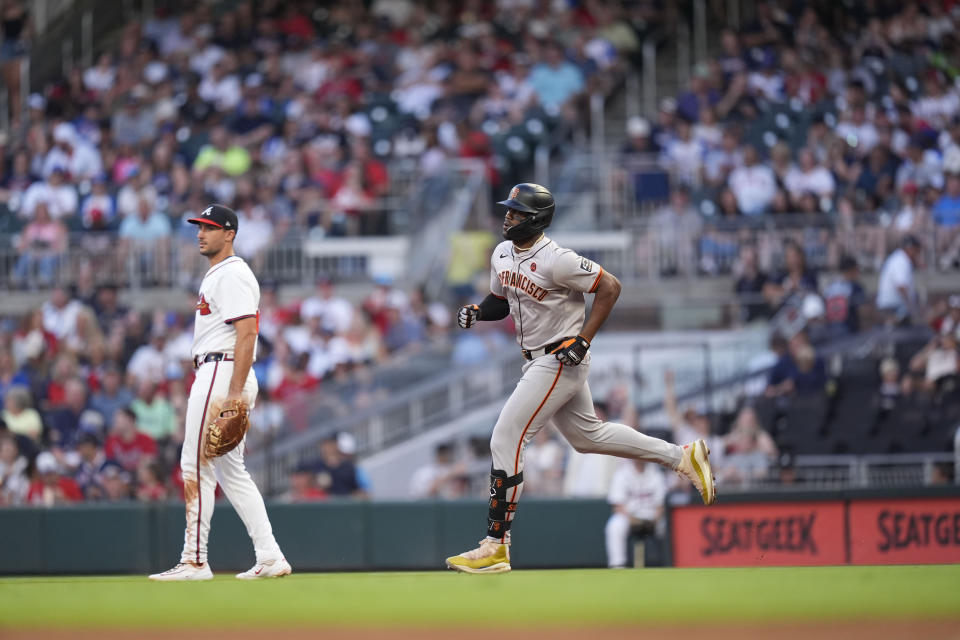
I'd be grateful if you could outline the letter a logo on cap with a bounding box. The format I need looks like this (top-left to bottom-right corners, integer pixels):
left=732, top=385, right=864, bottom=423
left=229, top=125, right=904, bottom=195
left=202, top=207, right=213, bottom=216
left=510, top=187, right=519, bottom=199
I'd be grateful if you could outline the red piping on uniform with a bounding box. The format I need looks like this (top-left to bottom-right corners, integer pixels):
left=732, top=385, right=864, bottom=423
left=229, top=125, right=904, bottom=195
left=503, top=363, right=563, bottom=541
left=224, top=313, right=256, bottom=324
left=195, top=360, right=219, bottom=564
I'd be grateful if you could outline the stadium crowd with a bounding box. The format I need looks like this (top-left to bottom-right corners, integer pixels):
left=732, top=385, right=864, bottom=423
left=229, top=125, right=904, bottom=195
left=623, top=0, right=960, bottom=278
left=0, top=275, right=455, bottom=505
left=0, top=0, right=656, bottom=288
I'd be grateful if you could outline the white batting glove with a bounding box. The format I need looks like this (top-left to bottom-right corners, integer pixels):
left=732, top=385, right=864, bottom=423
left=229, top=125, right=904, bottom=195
left=458, top=304, right=481, bottom=329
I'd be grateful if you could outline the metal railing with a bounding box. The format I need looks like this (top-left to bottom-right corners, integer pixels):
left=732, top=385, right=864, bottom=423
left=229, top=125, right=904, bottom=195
left=0, top=159, right=487, bottom=291
left=720, top=452, right=956, bottom=493
left=246, top=349, right=523, bottom=495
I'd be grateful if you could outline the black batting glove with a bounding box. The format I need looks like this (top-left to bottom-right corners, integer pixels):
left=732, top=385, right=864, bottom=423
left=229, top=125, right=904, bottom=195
left=553, top=335, right=590, bottom=366
left=458, top=304, right=481, bottom=329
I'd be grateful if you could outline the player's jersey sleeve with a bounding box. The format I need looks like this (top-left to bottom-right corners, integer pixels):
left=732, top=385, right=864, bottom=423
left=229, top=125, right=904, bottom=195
left=553, top=249, right=604, bottom=293
left=215, top=266, right=259, bottom=325
left=490, top=254, right=505, bottom=298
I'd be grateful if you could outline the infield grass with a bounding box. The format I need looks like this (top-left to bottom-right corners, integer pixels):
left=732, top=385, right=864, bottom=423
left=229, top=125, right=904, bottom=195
left=1, top=565, right=958, bottom=629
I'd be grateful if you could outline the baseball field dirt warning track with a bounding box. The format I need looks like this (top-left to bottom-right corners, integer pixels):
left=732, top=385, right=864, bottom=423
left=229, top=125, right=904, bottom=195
left=1, top=566, right=958, bottom=640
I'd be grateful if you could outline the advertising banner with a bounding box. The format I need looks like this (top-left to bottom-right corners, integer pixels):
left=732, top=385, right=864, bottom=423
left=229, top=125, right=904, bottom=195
left=848, top=497, right=960, bottom=565
left=671, top=501, right=846, bottom=567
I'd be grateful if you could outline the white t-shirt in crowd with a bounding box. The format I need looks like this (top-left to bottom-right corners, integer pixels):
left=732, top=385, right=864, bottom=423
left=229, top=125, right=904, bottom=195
left=876, top=249, right=916, bottom=310
left=728, top=165, right=776, bottom=215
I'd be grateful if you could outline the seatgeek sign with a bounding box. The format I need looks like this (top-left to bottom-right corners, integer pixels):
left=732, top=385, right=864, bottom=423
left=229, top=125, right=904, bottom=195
left=671, top=496, right=960, bottom=567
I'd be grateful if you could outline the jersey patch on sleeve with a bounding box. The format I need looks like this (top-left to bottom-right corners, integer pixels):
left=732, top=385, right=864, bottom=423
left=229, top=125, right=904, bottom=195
left=579, top=257, right=594, bottom=273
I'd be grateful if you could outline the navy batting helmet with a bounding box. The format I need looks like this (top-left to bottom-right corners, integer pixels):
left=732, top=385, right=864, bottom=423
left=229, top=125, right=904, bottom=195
left=498, top=183, right=555, bottom=242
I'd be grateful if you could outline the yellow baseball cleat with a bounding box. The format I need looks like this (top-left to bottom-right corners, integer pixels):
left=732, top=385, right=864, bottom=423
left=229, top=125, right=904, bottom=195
left=677, top=439, right=717, bottom=505
left=445, top=539, right=512, bottom=574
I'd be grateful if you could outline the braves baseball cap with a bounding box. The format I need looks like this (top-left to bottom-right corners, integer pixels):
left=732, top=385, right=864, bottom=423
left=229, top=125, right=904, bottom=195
left=187, top=204, right=238, bottom=231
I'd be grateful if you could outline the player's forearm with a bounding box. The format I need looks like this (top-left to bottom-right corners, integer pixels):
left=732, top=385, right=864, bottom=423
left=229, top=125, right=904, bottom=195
left=228, top=332, right=257, bottom=397
left=580, top=273, right=621, bottom=341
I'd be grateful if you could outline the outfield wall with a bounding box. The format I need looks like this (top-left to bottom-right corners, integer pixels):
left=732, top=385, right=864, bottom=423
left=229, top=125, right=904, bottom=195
left=668, top=487, right=960, bottom=567
left=0, top=498, right=611, bottom=574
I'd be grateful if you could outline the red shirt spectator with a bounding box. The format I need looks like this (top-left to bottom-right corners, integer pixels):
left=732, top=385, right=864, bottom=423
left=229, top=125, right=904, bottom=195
left=27, top=452, right=83, bottom=505
left=105, top=408, right=157, bottom=472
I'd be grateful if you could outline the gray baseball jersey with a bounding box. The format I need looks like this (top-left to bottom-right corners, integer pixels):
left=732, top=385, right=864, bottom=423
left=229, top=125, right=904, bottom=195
left=483, top=234, right=682, bottom=543
left=489, top=236, right=603, bottom=351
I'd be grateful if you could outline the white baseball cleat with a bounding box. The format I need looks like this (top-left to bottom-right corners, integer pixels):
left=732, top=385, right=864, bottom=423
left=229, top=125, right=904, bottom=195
left=676, top=439, right=717, bottom=505
left=236, top=557, right=292, bottom=579
left=148, top=562, right=213, bottom=581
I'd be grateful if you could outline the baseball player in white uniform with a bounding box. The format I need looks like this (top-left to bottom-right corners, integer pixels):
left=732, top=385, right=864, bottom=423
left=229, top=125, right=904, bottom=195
left=446, top=183, right=716, bottom=574
left=605, top=460, right=667, bottom=568
left=150, top=204, right=291, bottom=581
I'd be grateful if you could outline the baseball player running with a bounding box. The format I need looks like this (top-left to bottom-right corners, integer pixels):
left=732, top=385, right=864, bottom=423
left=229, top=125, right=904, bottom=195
left=150, top=204, right=291, bottom=581
left=445, top=184, right=716, bottom=574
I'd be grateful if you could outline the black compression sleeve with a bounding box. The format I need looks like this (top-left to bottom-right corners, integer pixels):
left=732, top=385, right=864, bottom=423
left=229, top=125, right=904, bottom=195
left=477, top=293, right=510, bottom=321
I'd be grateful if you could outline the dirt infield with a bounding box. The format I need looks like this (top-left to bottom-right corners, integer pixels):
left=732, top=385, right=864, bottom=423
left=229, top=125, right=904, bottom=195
left=7, top=620, right=960, bottom=640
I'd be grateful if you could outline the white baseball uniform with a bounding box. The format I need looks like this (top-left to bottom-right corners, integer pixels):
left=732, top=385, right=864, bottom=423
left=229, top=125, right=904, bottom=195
left=485, top=235, right=682, bottom=542
left=180, top=255, right=283, bottom=566
left=605, top=461, right=667, bottom=567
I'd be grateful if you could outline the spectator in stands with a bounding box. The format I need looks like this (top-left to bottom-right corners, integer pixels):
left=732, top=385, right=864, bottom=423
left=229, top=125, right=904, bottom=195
left=933, top=171, right=960, bottom=268
left=822, top=255, right=867, bottom=336
left=877, top=357, right=902, bottom=414
left=0, top=348, right=29, bottom=407
left=663, top=369, right=723, bottom=459
left=283, top=463, right=328, bottom=503
left=19, top=166, right=78, bottom=221
left=623, top=116, right=655, bottom=154
left=604, top=459, right=666, bottom=568
left=2, top=386, right=41, bottom=443
left=734, top=244, right=771, bottom=324
left=129, top=379, right=176, bottom=443
left=408, top=442, right=467, bottom=499
left=876, top=235, right=923, bottom=325
left=80, top=175, right=117, bottom=232
left=118, top=192, right=172, bottom=285
left=909, top=333, right=960, bottom=395
left=527, top=40, right=585, bottom=111
left=703, top=129, right=743, bottom=189
left=89, top=365, right=133, bottom=426
left=895, top=137, right=944, bottom=192
left=785, top=147, right=836, bottom=205
left=718, top=406, right=778, bottom=486
left=764, top=239, right=818, bottom=311
left=104, top=407, right=157, bottom=473
left=72, top=430, right=105, bottom=498
left=45, top=377, right=98, bottom=449
left=135, top=460, right=168, bottom=501
left=111, top=89, right=157, bottom=147
left=43, top=122, right=103, bottom=182
left=13, top=201, right=67, bottom=288
left=26, top=451, right=83, bottom=506
left=650, top=187, right=701, bottom=276
left=0, top=431, right=29, bottom=505
left=309, top=434, right=367, bottom=498
left=728, top=145, right=776, bottom=216
left=126, top=334, right=167, bottom=386
left=937, top=295, right=960, bottom=340
left=97, top=460, right=133, bottom=502
left=766, top=332, right=826, bottom=397
left=301, top=277, right=354, bottom=335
